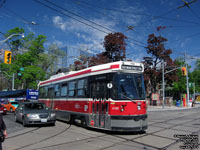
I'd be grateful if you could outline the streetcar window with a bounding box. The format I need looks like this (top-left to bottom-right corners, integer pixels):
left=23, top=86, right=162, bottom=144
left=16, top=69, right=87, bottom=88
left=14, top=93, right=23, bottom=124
left=112, top=73, right=145, bottom=100
left=77, top=79, right=87, bottom=97
left=54, top=84, right=60, bottom=97
left=39, top=87, right=44, bottom=98
left=44, top=87, right=48, bottom=97
left=69, top=81, right=76, bottom=97
left=61, top=83, right=68, bottom=96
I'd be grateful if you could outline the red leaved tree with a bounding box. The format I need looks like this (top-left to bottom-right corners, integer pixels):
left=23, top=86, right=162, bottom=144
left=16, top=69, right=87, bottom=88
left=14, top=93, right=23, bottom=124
left=103, top=32, right=127, bottom=62
left=143, top=27, right=177, bottom=95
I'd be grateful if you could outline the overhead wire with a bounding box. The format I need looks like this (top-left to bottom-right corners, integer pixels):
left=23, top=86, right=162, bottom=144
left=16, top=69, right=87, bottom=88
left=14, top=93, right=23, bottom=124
left=73, top=0, right=200, bottom=26
left=188, top=7, right=200, bottom=22
left=2, top=5, right=35, bottom=25
left=44, top=0, right=147, bottom=46
left=33, top=0, right=146, bottom=47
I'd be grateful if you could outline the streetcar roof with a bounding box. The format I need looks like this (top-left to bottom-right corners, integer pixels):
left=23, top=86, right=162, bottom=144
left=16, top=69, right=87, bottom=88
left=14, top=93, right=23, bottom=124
left=39, top=61, right=144, bottom=86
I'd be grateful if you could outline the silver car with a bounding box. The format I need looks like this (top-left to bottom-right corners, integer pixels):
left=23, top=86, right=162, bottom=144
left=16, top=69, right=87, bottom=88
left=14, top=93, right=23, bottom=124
left=14, top=101, right=56, bottom=127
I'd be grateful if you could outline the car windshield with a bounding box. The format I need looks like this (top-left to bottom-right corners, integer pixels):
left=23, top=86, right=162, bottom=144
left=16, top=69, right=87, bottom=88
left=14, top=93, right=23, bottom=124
left=24, top=103, right=46, bottom=110
left=112, top=73, right=145, bottom=100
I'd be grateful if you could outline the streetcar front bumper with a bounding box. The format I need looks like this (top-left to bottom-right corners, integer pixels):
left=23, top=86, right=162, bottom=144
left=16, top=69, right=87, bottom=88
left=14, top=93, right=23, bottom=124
left=110, top=114, right=148, bottom=132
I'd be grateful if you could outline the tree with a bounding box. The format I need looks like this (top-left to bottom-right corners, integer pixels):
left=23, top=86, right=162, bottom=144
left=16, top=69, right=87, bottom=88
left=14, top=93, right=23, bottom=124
left=0, top=27, right=47, bottom=90
left=103, top=32, right=127, bottom=61
left=143, top=27, right=176, bottom=95
left=190, top=59, right=200, bottom=93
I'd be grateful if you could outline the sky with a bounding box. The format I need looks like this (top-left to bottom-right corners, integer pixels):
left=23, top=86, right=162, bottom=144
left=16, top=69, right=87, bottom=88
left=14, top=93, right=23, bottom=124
left=0, top=0, right=200, bottom=68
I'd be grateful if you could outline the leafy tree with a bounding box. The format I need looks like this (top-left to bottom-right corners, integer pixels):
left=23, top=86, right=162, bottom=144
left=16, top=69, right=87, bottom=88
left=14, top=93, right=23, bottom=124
left=0, top=27, right=47, bottom=90
left=103, top=32, right=127, bottom=61
left=39, top=43, right=66, bottom=75
left=143, top=27, right=176, bottom=94
left=171, top=58, right=186, bottom=99
left=190, top=59, right=200, bottom=93
left=73, top=32, right=127, bottom=71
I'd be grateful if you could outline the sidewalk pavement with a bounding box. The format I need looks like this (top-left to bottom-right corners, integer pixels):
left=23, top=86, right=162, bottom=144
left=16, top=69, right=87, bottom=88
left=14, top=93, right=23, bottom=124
left=147, top=103, right=200, bottom=112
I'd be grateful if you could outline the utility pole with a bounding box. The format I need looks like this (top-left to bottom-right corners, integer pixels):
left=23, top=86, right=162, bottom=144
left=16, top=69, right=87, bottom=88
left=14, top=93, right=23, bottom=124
left=184, top=52, right=190, bottom=107
left=162, top=60, right=165, bottom=109
left=12, top=73, right=15, bottom=90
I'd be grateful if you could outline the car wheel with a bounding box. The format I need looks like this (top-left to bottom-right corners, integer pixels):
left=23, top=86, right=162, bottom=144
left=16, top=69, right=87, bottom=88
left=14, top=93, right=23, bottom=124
left=10, top=108, right=13, bottom=113
left=23, top=118, right=27, bottom=127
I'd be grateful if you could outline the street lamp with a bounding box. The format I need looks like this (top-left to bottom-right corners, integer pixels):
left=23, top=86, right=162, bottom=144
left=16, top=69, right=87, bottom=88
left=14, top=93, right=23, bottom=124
left=0, top=33, right=24, bottom=44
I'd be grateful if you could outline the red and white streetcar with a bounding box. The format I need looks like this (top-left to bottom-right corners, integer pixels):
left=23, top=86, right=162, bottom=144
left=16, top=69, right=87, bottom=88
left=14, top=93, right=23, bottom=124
left=38, top=61, right=147, bottom=132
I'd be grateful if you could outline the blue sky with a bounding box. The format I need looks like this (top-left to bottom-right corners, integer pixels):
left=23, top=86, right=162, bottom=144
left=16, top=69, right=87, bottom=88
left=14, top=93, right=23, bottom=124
left=0, top=0, right=200, bottom=67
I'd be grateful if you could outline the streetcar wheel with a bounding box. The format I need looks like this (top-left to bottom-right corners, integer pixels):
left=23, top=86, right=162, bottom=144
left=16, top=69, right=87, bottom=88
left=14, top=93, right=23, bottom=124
left=81, top=117, right=87, bottom=128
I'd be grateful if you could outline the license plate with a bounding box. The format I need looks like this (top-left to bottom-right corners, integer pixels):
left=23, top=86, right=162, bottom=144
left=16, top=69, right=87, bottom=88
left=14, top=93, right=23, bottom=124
left=0, top=111, right=3, bottom=113
left=41, top=119, right=47, bottom=122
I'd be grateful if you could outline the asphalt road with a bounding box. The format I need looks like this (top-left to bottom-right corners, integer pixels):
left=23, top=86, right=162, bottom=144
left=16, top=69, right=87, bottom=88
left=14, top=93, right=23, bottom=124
left=2, top=107, right=200, bottom=150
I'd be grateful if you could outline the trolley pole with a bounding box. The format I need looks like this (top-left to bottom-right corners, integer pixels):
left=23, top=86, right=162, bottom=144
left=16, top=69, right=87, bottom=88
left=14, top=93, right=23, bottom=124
left=184, top=52, right=190, bottom=107
left=162, top=60, right=165, bottom=109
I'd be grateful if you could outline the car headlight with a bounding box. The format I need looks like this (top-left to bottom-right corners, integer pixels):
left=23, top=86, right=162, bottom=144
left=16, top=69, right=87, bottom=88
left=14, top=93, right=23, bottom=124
left=50, top=113, right=56, bottom=117
left=27, top=114, right=39, bottom=119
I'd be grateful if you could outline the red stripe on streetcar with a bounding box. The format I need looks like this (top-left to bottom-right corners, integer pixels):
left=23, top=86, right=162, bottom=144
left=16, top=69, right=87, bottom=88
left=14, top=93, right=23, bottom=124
left=110, top=64, right=120, bottom=69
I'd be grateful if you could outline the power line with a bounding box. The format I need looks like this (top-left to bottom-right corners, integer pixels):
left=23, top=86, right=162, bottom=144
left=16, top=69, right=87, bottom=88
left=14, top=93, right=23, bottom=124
left=45, top=0, right=147, bottom=39
left=44, top=0, right=147, bottom=46
left=73, top=0, right=200, bottom=26
left=188, top=7, right=200, bottom=21
left=33, top=0, right=146, bottom=47
left=2, top=5, right=38, bottom=25
left=168, top=32, right=200, bottom=44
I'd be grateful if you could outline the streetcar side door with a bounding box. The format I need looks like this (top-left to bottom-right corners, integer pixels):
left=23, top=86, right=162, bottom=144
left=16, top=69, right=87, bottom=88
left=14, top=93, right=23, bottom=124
left=91, top=81, right=108, bottom=128
left=48, top=87, right=54, bottom=109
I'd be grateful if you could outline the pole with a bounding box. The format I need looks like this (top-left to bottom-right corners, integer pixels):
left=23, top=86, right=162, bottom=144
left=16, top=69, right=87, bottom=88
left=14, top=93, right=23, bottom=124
left=184, top=52, right=190, bottom=107
left=12, top=73, right=15, bottom=90
left=162, top=60, right=165, bottom=109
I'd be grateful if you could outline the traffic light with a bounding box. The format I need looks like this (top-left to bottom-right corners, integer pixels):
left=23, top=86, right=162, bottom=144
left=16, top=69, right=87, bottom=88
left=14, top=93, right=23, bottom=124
left=181, top=67, right=187, bottom=76
left=4, top=50, right=12, bottom=64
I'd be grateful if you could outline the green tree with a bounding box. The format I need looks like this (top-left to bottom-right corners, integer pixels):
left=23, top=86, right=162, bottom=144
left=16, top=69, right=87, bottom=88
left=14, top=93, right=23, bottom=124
left=0, top=27, right=47, bottom=90
left=190, top=59, right=200, bottom=93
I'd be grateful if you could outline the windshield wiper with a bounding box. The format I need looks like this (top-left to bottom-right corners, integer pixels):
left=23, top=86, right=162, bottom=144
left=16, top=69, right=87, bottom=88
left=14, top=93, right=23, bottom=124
left=120, top=93, right=136, bottom=103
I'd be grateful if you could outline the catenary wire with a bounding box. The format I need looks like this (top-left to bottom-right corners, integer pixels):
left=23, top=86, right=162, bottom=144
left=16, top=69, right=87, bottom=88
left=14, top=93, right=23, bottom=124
left=33, top=0, right=146, bottom=47
left=73, top=0, right=200, bottom=26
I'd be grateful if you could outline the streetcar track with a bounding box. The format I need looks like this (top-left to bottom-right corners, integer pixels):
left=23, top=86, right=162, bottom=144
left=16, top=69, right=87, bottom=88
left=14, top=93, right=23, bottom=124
left=29, top=134, right=108, bottom=150
left=6, top=127, right=41, bottom=139
left=5, top=109, right=200, bottom=150
left=12, top=124, right=72, bottom=150
left=107, top=111, right=200, bottom=150
left=28, top=111, right=200, bottom=150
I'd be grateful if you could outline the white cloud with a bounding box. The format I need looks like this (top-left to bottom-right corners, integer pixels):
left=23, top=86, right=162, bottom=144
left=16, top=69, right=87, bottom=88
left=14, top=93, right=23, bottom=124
left=52, top=16, right=67, bottom=31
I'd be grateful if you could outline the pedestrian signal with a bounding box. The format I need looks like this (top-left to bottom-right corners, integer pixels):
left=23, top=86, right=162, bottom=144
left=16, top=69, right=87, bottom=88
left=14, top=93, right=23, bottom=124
left=4, top=50, right=12, bottom=64
left=181, top=67, right=186, bottom=76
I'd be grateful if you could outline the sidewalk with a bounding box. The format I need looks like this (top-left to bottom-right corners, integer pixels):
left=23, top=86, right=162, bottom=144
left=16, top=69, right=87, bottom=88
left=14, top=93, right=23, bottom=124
left=147, top=103, right=200, bottom=112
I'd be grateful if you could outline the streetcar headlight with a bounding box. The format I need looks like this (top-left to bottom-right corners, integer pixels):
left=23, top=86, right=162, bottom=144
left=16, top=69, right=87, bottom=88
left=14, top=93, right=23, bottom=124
left=120, top=105, right=124, bottom=112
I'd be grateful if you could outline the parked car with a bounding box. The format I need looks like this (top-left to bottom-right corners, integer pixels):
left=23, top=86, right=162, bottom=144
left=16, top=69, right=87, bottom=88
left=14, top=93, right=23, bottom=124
left=14, top=101, right=56, bottom=127
left=0, top=104, right=7, bottom=115
left=2, top=100, right=19, bottom=112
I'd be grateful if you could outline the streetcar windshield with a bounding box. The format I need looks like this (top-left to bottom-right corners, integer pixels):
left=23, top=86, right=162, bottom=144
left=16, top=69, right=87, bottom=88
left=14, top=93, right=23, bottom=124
left=112, top=73, right=145, bottom=100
